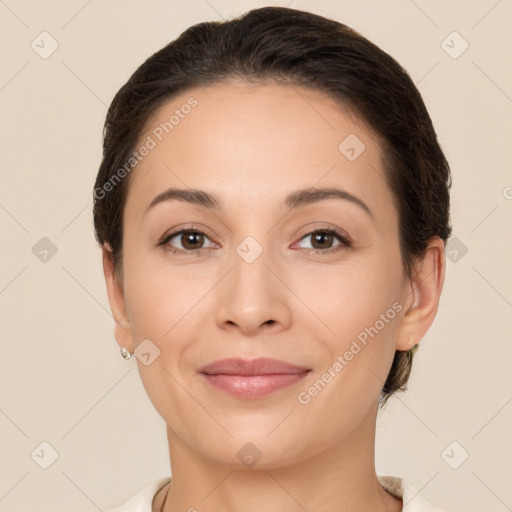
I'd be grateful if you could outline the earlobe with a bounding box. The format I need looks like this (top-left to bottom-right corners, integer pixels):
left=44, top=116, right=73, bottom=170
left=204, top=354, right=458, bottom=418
left=102, top=245, right=134, bottom=352
left=396, top=237, right=446, bottom=351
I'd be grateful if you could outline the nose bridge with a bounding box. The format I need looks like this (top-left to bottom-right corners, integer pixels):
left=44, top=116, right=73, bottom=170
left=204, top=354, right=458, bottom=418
left=214, top=229, right=291, bottom=333
left=231, top=232, right=276, bottom=305
left=229, top=209, right=276, bottom=286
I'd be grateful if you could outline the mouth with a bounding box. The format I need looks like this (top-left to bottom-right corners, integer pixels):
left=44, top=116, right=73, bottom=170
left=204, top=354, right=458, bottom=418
left=197, top=357, right=311, bottom=399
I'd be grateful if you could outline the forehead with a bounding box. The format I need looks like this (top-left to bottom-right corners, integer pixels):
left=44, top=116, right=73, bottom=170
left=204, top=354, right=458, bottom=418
left=125, top=80, right=395, bottom=225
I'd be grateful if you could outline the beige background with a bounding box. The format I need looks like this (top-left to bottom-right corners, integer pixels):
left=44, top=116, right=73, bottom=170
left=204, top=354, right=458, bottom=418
left=1, top=0, right=511, bottom=511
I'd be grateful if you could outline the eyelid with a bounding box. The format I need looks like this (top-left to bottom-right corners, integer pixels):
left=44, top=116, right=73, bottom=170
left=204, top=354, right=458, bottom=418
left=158, top=224, right=352, bottom=254
left=296, top=224, right=352, bottom=242
left=293, top=226, right=353, bottom=250
left=157, top=225, right=216, bottom=251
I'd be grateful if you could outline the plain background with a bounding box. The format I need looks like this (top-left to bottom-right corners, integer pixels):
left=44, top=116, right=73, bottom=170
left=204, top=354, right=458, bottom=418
left=0, top=1, right=511, bottom=511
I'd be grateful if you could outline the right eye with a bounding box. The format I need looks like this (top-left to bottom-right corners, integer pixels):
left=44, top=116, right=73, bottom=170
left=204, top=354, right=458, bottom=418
left=159, top=228, right=216, bottom=255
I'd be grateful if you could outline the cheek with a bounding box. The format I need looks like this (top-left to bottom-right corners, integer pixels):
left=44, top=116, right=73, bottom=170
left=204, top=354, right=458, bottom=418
left=296, top=288, right=402, bottom=433
left=122, top=244, right=181, bottom=343
left=121, top=256, right=196, bottom=418
left=121, top=248, right=216, bottom=373
left=299, top=254, right=402, bottom=337
left=305, top=244, right=404, bottom=381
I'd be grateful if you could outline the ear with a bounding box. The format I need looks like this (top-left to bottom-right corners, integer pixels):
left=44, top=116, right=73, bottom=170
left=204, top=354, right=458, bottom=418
left=396, top=236, right=447, bottom=351
left=102, top=243, right=134, bottom=353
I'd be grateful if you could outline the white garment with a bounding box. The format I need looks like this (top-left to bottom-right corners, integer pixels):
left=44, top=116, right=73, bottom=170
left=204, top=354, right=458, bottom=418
left=107, top=475, right=446, bottom=511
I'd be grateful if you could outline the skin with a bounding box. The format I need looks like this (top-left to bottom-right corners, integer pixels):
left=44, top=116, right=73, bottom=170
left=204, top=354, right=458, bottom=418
left=102, top=80, right=446, bottom=512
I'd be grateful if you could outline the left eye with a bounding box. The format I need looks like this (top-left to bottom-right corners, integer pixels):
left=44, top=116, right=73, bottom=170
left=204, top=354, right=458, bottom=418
left=295, top=229, right=351, bottom=253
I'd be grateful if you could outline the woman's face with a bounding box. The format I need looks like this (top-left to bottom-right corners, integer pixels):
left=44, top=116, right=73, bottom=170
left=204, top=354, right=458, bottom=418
left=108, top=80, right=419, bottom=467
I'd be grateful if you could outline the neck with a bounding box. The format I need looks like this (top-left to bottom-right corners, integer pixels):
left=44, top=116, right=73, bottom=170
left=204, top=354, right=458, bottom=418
left=158, top=401, right=402, bottom=512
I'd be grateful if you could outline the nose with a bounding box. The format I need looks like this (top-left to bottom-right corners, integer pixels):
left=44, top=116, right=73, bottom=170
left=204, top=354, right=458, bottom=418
left=214, top=241, right=292, bottom=336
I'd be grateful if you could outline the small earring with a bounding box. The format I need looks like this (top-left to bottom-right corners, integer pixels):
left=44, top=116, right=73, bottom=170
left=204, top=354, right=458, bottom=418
left=120, top=347, right=133, bottom=360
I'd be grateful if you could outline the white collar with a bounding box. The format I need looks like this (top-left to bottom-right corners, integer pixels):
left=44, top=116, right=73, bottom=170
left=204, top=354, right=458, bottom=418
left=109, top=474, right=444, bottom=511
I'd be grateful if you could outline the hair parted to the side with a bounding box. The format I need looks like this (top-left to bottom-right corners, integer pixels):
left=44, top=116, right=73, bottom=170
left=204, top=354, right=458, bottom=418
left=93, top=6, right=452, bottom=407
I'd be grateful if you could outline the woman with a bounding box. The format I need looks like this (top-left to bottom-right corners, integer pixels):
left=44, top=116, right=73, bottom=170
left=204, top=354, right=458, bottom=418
left=93, top=6, right=451, bottom=511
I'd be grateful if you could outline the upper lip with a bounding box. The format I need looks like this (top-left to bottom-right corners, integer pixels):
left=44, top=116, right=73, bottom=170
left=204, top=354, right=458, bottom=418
left=198, top=357, right=311, bottom=376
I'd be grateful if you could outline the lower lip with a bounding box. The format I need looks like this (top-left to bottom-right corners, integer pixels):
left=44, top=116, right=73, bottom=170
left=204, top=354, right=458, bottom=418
left=200, top=372, right=310, bottom=398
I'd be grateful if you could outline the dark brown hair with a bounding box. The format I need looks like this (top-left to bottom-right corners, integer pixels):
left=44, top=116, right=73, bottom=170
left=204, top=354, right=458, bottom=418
left=93, top=6, right=452, bottom=406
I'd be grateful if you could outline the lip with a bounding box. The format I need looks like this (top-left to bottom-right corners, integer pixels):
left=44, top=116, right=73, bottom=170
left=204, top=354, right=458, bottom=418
left=198, top=357, right=310, bottom=375
left=198, top=357, right=311, bottom=399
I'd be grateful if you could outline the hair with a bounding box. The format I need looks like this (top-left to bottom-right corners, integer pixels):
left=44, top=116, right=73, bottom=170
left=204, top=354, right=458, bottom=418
left=93, top=6, right=452, bottom=406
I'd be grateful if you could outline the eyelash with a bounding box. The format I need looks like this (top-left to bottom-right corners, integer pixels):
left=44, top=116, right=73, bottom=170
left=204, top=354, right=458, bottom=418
left=158, top=226, right=352, bottom=256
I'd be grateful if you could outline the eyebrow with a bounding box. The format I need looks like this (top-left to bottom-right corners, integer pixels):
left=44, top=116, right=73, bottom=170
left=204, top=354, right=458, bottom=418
left=144, top=186, right=373, bottom=218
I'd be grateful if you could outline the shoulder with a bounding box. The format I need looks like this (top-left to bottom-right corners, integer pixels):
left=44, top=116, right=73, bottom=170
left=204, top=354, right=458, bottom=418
left=378, top=475, right=447, bottom=511
left=105, top=477, right=171, bottom=512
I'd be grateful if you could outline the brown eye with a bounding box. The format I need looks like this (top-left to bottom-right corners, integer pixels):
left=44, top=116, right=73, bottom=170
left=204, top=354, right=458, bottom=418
left=310, top=231, right=335, bottom=250
left=179, top=231, right=205, bottom=250
left=160, top=228, right=214, bottom=254
left=296, top=228, right=352, bottom=255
